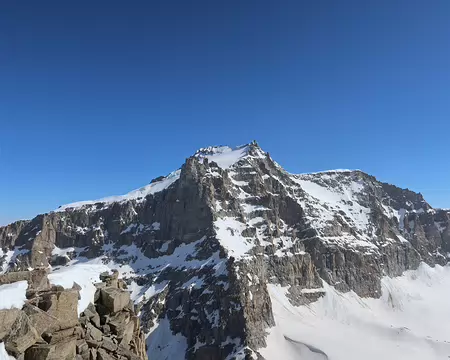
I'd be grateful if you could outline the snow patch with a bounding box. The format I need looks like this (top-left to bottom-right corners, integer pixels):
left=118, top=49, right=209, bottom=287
left=194, top=145, right=249, bottom=169
left=146, top=316, right=187, bottom=360
left=214, top=217, right=253, bottom=258
left=0, top=281, right=27, bottom=310
left=129, top=281, right=168, bottom=303
left=0, top=343, right=15, bottom=360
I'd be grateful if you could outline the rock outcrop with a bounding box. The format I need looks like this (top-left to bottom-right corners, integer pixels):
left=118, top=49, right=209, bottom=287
left=0, top=268, right=80, bottom=359
left=0, top=142, right=448, bottom=359
left=0, top=270, right=146, bottom=360
left=77, top=271, right=146, bottom=360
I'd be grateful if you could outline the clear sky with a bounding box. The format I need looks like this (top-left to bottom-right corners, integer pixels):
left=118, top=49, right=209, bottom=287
left=1, top=1, right=449, bottom=225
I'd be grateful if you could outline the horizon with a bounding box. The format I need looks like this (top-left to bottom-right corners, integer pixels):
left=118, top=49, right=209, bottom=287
left=1, top=1, right=449, bottom=225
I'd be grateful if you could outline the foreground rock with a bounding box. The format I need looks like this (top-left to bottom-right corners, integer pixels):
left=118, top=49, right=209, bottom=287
left=0, top=269, right=146, bottom=360
left=77, top=271, right=146, bottom=360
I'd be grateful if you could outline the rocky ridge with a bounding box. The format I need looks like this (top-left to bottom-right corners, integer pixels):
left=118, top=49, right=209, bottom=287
left=0, top=269, right=146, bottom=360
left=0, top=142, right=449, bottom=359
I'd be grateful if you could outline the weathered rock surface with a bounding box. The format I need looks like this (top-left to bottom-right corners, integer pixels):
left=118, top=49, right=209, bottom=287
left=0, top=309, right=21, bottom=339
left=0, top=142, right=448, bottom=359
left=37, top=288, right=79, bottom=330
left=100, top=287, right=130, bottom=314
left=25, top=336, right=77, bottom=360
left=3, top=311, right=41, bottom=355
left=0, top=269, right=146, bottom=360
left=77, top=272, right=146, bottom=360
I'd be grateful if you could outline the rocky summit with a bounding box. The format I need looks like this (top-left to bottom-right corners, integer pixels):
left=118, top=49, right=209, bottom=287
left=0, top=142, right=449, bottom=360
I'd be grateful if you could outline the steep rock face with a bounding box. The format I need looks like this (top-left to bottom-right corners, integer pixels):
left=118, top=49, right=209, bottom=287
left=0, top=142, right=448, bottom=359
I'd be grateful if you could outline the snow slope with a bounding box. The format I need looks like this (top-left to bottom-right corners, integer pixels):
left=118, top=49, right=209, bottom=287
left=0, top=281, right=27, bottom=310
left=262, top=263, right=450, bottom=360
left=56, top=170, right=181, bottom=211
left=194, top=145, right=250, bottom=169
left=146, top=317, right=187, bottom=360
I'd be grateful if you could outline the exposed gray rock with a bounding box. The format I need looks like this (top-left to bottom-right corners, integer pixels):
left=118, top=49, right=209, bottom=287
left=0, top=142, right=448, bottom=360
left=3, top=311, right=40, bottom=355
left=77, top=274, right=147, bottom=360
left=24, top=336, right=77, bottom=360
left=37, top=288, right=79, bottom=330
left=22, top=303, right=60, bottom=336
left=76, top=339, right=89, bottom=356
left=100, top=288, right=130, bottom=314
left=87, top=323, right=104, bottom=342
left=97, top=348, right=116, bottom=360
left=0, top=268, right=49, bottom=291
left=0, top=309, right=21, bottom=340
left=101, top=336, right=117, bottom=352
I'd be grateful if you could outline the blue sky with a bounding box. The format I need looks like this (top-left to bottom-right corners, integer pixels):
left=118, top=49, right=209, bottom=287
left=1, top=1, right=449, bottom=225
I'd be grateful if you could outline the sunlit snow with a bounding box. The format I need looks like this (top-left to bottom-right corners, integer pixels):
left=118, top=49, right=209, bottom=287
left=0, top=281, right=27, bottom=310
left=262, top=263, right=450, bottom=360
left=194, top=145, right=250, bottom=169
left=56, top=170, right=181, bottom=211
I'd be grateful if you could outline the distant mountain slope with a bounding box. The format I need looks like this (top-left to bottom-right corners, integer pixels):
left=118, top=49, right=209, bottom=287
left=1, top=141, right=449, bottom=360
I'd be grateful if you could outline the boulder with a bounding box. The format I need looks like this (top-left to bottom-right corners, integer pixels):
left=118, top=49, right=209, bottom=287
left=94, top=283, right=106, bottom=303
left=108, top=311, right=130, bottom=335
left=99, top=271, right=119, bottom=288
left=3, top=311, right=40, bottom=355
left=44, top=326, right=83, bottom=344
left=101, top=336, right=117, bottom=352
left=86, top=339, right=102, bottom=349
left=0, top=309, right=21, bottom=340
left=29, top=268, right=50, bottom=291
left=118, top=321, right=134, bottom=347
left=22, top=303, right=60, bottom=335
left=125, top=300, right=134, bottom=313
left=0, top=271, right=29, bottom=286
left=38, top=289, right=79, bottom=330
left=102, top=324, right=111, bottom=335
left=76, top=339, right=89, bottom=355
left=84, top=303, right=101, bottom=328
left=0, top=269, right=49, bottom=291
left=86, top=323, right=103, bottom=342
left=97, top=348, right=115, bottom=360
left=100, top=288, right=130, bottom=313
left=24, top=336, right=76, bottom=360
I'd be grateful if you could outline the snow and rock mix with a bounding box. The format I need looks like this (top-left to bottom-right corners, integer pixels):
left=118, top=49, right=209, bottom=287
left=0, top=141, right=448, bottom=360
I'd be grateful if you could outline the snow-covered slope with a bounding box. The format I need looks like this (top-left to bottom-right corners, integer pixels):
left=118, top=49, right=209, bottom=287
left=263, top=263, right=450, bottom=360
left=0, top=142, right=448, bottom=360
left=0, top=280, right=27, bottom=310
left=56, top=170, right=181, bottom=212
left=194, top=145, right=252, bottom=169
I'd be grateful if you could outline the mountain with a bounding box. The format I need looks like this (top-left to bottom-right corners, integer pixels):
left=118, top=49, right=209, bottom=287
left=1, top=141, right=449, bottom=360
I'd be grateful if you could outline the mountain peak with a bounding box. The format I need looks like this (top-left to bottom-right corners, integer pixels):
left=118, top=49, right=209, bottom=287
left=192, top=141, right=264, bottom=169
left=0, top=141, right=449, bottom=360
